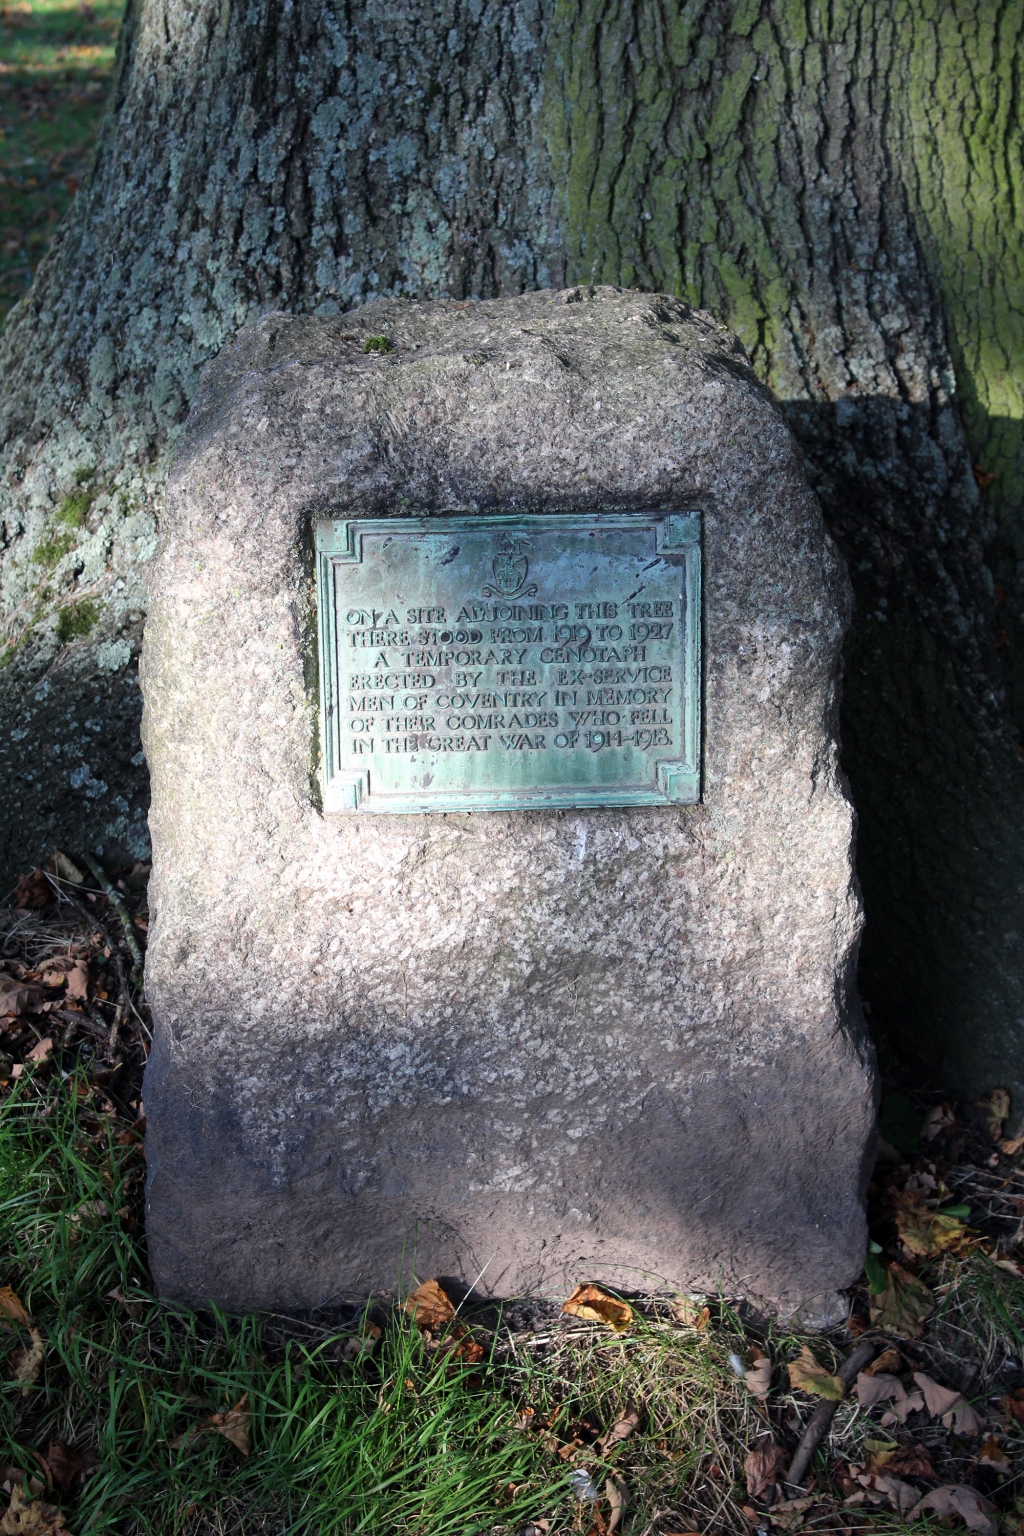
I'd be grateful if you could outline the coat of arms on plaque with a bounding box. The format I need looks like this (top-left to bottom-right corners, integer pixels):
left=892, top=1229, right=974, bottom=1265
left=482, top=533, right=537, bottom=597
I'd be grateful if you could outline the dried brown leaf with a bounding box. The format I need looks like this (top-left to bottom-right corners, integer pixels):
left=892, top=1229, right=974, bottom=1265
left=10, top=1330, right=43, bottom=1387
left=869, top=1263, right=934, bottom=1337
left=855, top=1471, right=919, bottom=1512
left=922, top=1104, right=956, bottom=1142
left=63, top=966, right=88, bottom=1003
left=744, top=1440, right=788, bottom=1498
left=561, top=1285, right=632, bottom=1334
left=597, top=1409, right=638, bottom=1454
left=0, top=979, right=42, bottom=1020
left=39, top=1443, right=96, bottom=1497
left=403, top=1280, right=455, bottom=1330
left=605, top=1475, right=628, bottom=1534
left=0, top=1488, right=71, bottom=1536
left=910, top=1484, right=996, bottom=1536
left=1003, top=1388, right=1024, bottom=1425
left=12, top=872, right=49, bottom=912
left=0, top=1290, right=32, bottom=1328
left=886, top=1444, right=937, bottom=1479
left=913, top=1372, right=963, bottom=1418
left=25, top=1040, right=52, bottom=1068
left=341, top=1323, right=381, bottom=1362
left=745, top=1349, right=772, bottom=1399
left=670, top=1296, right=709, bottom=1329
left=206, top=1395, right=250, bottom=1456
left=787, top=1345, right=844, bottom=1400
left=976, top=1435, right=1010, bottom=1473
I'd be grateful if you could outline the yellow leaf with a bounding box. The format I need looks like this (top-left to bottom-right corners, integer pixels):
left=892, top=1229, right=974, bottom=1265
left=0, top=1488, right=71, bottom=1536
left=561, top=1284, right=632, bottom=1333
left=787, top=1345, right=844, bottom=1400
left=893, top=1192, right=970, bottom=1257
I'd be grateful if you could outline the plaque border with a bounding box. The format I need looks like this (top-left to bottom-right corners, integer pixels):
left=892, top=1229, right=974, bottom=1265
left=315, top=511, right=701, bottom=813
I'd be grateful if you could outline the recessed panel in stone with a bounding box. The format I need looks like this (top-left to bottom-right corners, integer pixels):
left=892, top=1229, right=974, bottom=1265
left=316, top=511, right=701, bottom=812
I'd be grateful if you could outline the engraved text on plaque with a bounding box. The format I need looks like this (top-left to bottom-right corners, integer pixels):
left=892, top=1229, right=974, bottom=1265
left=315, top=512, right=701, bottom=812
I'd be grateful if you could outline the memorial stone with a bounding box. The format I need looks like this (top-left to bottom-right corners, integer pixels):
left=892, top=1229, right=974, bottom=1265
left=140, top=288, right=876, bottom=1321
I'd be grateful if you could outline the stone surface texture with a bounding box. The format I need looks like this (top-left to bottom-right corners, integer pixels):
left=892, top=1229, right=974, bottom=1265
left=141, top=288, right=875, bottom=1317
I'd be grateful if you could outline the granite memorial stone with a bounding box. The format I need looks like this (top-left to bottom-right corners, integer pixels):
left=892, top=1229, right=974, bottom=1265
left=140, top=287, right=875, bottom=1320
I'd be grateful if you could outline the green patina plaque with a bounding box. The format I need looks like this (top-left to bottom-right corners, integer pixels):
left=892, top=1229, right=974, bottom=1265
left=315, top=511, right=701, bottom=812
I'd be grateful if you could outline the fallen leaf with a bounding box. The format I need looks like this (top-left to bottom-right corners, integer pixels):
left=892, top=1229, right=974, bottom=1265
left=885, top=1443, right=937, bottom=1479
left=787, top=1345, right=844, bottom=1400
left=745, top=1349, right=772, bottom=1399
left=0, top=1289, right=32, bottom=1328
left=12, top=872, right=49, bottom=912
left=63, top=966, right=88, bottom=1003
left=892, top=1190, right=970, bottom=1257
left=865, top=1346, right=902, bottom=1376
left=974, top=1089, right=1010, bottom=1144
left=855, top=1470, right=918, bottom=1512
left=976, top=1435, right=1010, bottom=1473
left=745, top=1440, right=788, bottom=1498
left=869, top=1263, right=934, bottom=1337
left=1001, top=1131, right=1024, bottom=1156
left=25, top=1040, right=52, bottom=1068
left=856, top=1371, right=902, bottom=1408
left=0, top=1487, right=71, bottom=1536
left=769, top=1494, right=814, bottom=1529
left=46, top=852, right=84, bottom=886
left=206, top=1395, right=250, bottom=1456
left=922, top=1104, right=956, bottom=1142
left=910, top=1484, right=996, bottom=1536
left=39, top=1442, right=96, bottom=1496
left=605, top=1474, right=628, bottom=1534
left=10, top=1331, right=43, bottom=1388
left=451, top=1331, right=485, bottom=1364
left=403, top=1279, right=455, bottom=1330
left=670, top=1295, right=709, bottom=1329
left=913, top=1373, right=983, bottom=1435
left=0, top=976, right=45, bottom=1020
left=342, top=1322, right=381, bottom=1361
left=561, top=1285, right=632, bottom=1334
left=913, top=1372, right=963, bottom=1418
left=1003, top=1388, right=1024, bottom=1425
left=597, top=1408, right=638, bottom=1453
left=70, top=1201, right=108, bottom=1227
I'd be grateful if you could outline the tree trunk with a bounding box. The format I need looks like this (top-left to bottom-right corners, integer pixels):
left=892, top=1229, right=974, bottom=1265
left=2, top=0, right=1022, bottom=1120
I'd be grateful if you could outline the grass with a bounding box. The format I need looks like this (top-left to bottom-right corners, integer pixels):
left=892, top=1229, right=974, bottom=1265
left=1, top=901, right=1023, bottom=1535
left=0, top=0, right=122, bottom=326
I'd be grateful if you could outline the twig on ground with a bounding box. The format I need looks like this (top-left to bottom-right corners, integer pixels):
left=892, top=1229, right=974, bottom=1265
left=785, top=1338, right=880, bottom=1489
left=82, top=854, right=144, bottom=986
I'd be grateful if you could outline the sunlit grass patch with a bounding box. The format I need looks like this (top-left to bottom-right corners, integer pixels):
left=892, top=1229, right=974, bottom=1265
left=0, top=0, right=121, bottom=324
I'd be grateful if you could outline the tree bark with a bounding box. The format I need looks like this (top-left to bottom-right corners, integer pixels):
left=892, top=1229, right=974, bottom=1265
left=1, top=0, right=1022, bottom=1120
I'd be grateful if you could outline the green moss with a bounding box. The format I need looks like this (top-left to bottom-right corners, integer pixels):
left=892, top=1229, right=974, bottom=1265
left=32, top=530, right=77, bottom=567
left=55, top=598, right=100, bottom=643
left=362, top=335, right=393, bottom=354
left=73, top=464, right=95, bottom=485
left=56, top=489, right=92, bottom=527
